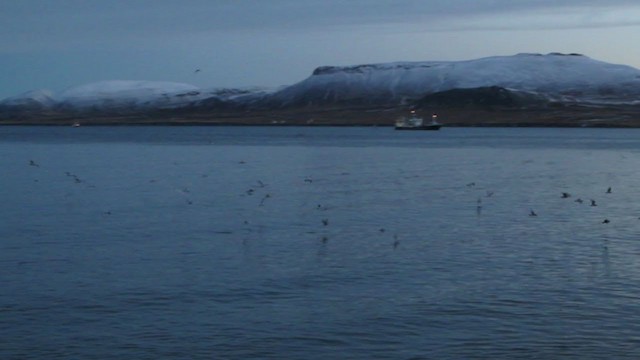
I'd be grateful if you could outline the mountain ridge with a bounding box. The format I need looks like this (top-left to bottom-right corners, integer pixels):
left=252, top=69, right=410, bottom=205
left=2, top=53, right=640, bottom=126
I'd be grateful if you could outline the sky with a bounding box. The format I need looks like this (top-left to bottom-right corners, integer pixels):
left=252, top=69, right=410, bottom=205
left=2, top=0, right=640, bottom=99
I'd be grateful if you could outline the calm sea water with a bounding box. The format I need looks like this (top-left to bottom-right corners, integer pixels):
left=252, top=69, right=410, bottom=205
left=2, top=126, right=640, bottom=359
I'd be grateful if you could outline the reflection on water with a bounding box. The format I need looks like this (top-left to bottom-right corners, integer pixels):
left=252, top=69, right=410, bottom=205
left=2, top=126, right=640, bottom=359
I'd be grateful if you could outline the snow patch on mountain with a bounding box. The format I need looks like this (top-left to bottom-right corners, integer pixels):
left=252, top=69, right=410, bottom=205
left=58, top=80, right=204, bottom=109
left=199, top=86, right=279, bottom=102
left=271, top=53, right=640, bottom=106
left=3, top=53, right=640, bottom=115
left=0, top=89, right=56, bottom=109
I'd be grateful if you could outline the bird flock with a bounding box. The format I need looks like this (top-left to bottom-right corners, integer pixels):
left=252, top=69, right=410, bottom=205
left=530, top=187, right=614, bottom=225
left=28, top=156, right=407, bottom=251
left=235, top=163, right=402, bottom=250
left=467, top=180, right=620, bottom=226
left=30, top=159, right=90, bottom=186
left=27, top=155, right=625, bottom=253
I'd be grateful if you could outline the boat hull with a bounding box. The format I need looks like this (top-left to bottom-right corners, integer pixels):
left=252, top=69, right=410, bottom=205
left=395, top=124, right=441, bottom=130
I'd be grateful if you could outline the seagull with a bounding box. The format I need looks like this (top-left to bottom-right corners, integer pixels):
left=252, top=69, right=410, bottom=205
left=590, top=199, right=598, bottom=207
left=29, top=160, right=39, bottom=167
left=194, top=69, right=201, bottom=73
left=393, top=234, right=400, bottom=249
left=606, top=187, right=612, bottom=194
left=561, top=192, right=571, bottom=198
left=259, top=193, right=271, bottom=206
left=529, top=210, right=538, bottom=217
left=602, top=219, right=610, bottom=224
left=575, top=198, right=584, bottom=204
left=322, top=219, right=329, bottom=226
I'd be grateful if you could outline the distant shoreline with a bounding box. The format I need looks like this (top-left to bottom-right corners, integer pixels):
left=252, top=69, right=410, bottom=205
left=2, top=104, right=640, bottom=128
left=2, top=122, right=640, bottom=128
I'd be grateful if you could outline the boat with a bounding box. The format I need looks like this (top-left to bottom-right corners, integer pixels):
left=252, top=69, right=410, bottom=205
left=395, top=112, right=441, bottom=130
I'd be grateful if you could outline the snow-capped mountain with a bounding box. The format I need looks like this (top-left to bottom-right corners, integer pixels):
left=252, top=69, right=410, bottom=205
left=192, top=86, right=278, bottom=109
left=0, top=89, right=56, bottom=110
left=57, top=80, right=206, bottom=110
left=2, top=53, right=640, bottom=124
left=48, top=81, right=272, bottom=111
left=267, top=53, right=640, bottom=107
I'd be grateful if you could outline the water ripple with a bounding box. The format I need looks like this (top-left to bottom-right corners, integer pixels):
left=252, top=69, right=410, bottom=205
left=3, top=127, right=640, bottom=358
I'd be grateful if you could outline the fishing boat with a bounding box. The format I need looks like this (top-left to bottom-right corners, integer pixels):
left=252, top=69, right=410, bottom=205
left=395, top=112, right=441, bottom=130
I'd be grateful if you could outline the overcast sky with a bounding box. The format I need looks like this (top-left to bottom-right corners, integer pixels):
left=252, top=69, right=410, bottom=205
left=2, top=0, right=640, bottom=98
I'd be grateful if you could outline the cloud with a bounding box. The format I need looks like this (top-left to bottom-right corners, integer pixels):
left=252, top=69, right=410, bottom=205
left=2, top=1, right=640, bottom=56
left=420, top=3, right=640, bottom=32
left=3, top=0, right=640, bottom=98
left=3, top=0, right=640, bottom=45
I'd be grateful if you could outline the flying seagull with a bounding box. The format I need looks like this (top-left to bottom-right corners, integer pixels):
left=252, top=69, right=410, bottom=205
left=259, top=193, right=271, bottom=206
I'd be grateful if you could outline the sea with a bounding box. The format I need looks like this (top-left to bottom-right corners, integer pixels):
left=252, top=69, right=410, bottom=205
left=2, top=125, right=640, bottom=359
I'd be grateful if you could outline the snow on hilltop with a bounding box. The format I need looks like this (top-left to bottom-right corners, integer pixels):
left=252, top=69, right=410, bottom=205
left=55, top=81, right=277, bottom=110
left=58, top=80, right=204, bottom=109
left=3, top=53, right=640, bottom=114
left=0, top=80, right=277, bottom=113
left=270, top=53, right=640, bottom=106
left=0, top=89, right=56, bottom=109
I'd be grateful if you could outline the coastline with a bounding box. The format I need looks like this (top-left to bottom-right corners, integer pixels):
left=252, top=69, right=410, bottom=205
left=2, top=105, right=640, bottom=128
